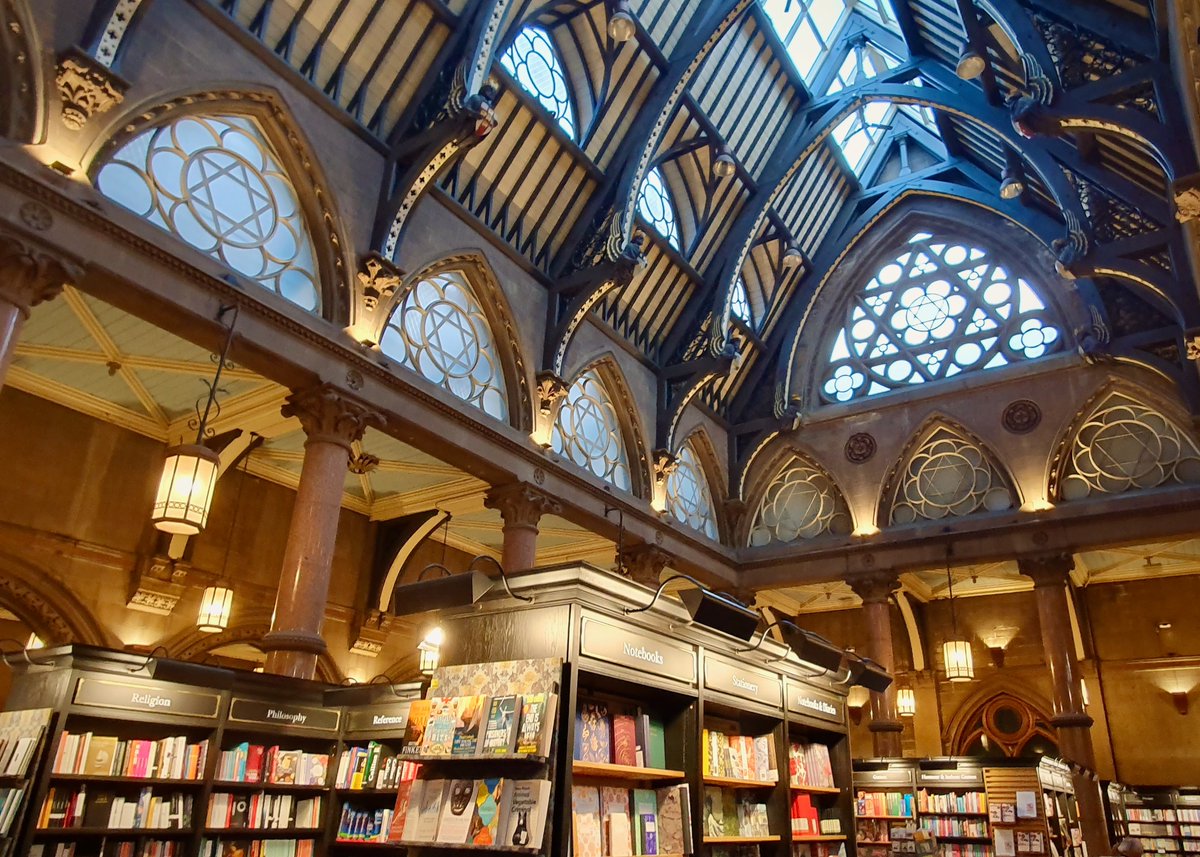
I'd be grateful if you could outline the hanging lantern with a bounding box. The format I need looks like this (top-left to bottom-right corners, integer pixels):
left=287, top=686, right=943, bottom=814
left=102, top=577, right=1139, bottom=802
left=897, top=687, right=917, bottom=717
left=197, top=585, right=234, bottom=633
left=943, top=639, right=975, bottom=682
left=152, top=444, right=220, bottom=535
left=419, top=626, right=444, bottom=675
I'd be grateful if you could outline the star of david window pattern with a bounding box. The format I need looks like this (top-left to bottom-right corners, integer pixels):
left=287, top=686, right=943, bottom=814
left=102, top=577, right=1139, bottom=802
left=748, top=455, right=852, bottom=545
left=730, top=277, right=753, bottom=327
left=665, top=443, right=719, bottom=539
left=889, top=427, right=1014, bottom=524
left=552, top=369, right=632, bottom=491
left=1059, top=393, right=1200, bottom=500
left=380, top=271, right=509, bottom=422
left=637, top=167, right=682, bottom=250
left=819, top=232, right=1065, bottom=403
left=96, top=114, right=321, bottom=312
left=499, top=26, right=576, bottom=139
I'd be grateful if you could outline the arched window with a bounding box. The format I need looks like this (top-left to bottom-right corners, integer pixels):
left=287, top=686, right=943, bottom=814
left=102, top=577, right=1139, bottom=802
left=887, top=426, right=1014, bottom=525
left=819, top=231, right=1065, bottom=403
left=1058, top=392, right=1200, bottom=500
left=95, top=113, right=322, bottom=312
left=637, top=166, right=681, bottom=250
left=380, top=270, right=509, bottom=421
left=499, top=26, right=576, bottom=138
left=552, top=370, right=632, bottom=491
left=666, top=443, right=718, bottom=539
left=730, top=277, right=753, bottom=326
left=748, top=455, right=852, bottom=545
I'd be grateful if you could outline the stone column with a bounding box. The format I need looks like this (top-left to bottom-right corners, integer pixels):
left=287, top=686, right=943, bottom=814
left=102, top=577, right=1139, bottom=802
left=618, top=543, right=674, bottom=588
left=1018, top=555, right=1110, bottom=856
left=849, top=572, right=903, bottom=757
left=0, top=232, right=82, bottom=390
left=483, top=482, right=562, bottom=572
left=263, top=385, right=381, bottom=679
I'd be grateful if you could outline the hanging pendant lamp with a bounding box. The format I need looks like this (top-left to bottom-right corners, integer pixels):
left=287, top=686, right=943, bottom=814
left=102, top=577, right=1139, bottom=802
left=196, top=447, right=253, bottom=633
left=897, top=687, right=917, bottom=717
left=942, top=552, right=975, bottom=681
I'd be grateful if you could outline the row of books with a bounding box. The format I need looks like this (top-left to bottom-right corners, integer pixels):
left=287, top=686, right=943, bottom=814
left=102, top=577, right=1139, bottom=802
left=336, top=803, right=394, bottom=843
left=857, top=790, right=915, bottom=818
left=856, top=818, right=901, bottom=843
left=389, top=777, right=550, bottom=848
left=334, top=743, right=417, bottom=790
left=1131, top=822, right=1181, bottom=834
left=1182, top=810, right=1200, bottom=823
left=1182, top=824, right=1200, bottom=837
left=1131, top=809, right=1178, bottom=822
left=52, top=733, right=207, bottom=782
left=574, top=702, right=667, bottom=770
left=199, top=840, right=315, bottom=857
left=789, top=742, right=835, bottom=789
left=703, top=729, right=778, bottom=782
left=37, top=787, right=193, bottom=830
left=572, top=783, right=691, bottom=856
left=216, top=745, right=327, bottom=787
left=793, top=843, right=842, bottom=857
left=406, top=693, right=557, bottom=759
left=205, top=792, right=322, bottom=830
left=938, top=845, right=992, bottom=857
left=704, top=785, right=770, bottom=838
left=0, top=786, right=25, bottom=837
left=921, top=817, right=988, bottom=837
left=0, top=726, right=44, bottom=779
left=30, top=843, right=184, bottom=857
left=1131, top=837, right=1181, bottom=853
left=793, top=792, right=840, bottom=836
left=919, top=790, right=988, bottom=814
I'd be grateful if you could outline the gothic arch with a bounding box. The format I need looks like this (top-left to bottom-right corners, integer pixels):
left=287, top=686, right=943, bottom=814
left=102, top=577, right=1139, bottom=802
left=0, top=552, right=117, bottom=648
left=667, top=426, right=726, bottom=542
left=0, top=0, right=45, bottom=144
left=945, top=676, right=1058, bottom=758
left=739, top=439, right=854, bottom=547
left=84, top=85, right=353, bottom=323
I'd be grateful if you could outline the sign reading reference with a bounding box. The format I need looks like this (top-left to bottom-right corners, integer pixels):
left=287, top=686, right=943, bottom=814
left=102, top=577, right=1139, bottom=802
left=229, top=698, right=341, bottom=732
left=787, top=685, right=844, bottom=725
left=580, top=616, right=696, bottom=684
left=346, top=703, right=412, bottom=735
left=704, top=656, right=782, bottom=708
left=74, top=678, right=221, bottom=719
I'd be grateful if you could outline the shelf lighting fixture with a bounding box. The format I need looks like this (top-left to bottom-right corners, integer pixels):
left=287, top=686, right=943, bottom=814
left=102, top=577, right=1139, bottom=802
left=389, top=555, right=531, bottom=617
left=625, top=574, right=760, bottom=641
left=955, top=43, right=986, bottom=80
left=608, top=1, right=636, bottom=43
left=897, top=687, right=916, bottom=717
left=845, top=652, right=894, bottom=692
left=942, top=552, right=974, bottom=682
left=741, top=619, right=847, bottom=671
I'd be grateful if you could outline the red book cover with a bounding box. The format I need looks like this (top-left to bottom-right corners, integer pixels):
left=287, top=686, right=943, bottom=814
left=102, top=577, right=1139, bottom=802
left=246, top=745, right=265, bottom=784
left=612, top=714, right=638, bottom=768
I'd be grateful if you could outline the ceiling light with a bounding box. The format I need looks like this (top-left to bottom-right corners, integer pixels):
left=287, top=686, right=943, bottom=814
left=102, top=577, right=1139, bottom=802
left=608, top=2, right=636, bottom=43
left=782, top=246, right=803, bottom=270
left=713, top=150, right=736, bottom=179
left=897, top=688, right=916, bottom=717
left=942, top=553, right=975, bottom=682
left=197, top=586, right=234, bottom=634
left=1158, top=621, right=1173, bottom=631
left=626, top=574, right=760, bottom=641
left=956, top=43, right=986, bottom=80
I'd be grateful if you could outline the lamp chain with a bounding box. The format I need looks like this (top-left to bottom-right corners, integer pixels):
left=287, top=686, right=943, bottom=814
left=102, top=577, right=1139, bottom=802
left=946, top=546, right=959, bottom=636
left=192, top=305, right=239, bottom=443
left=218, top=450, right=251, bottom=584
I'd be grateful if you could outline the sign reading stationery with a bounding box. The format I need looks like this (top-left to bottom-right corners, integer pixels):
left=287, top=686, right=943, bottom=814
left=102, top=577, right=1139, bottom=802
left=74, top=678, right=221, bottom=719
left=787, top=684, right=844, bottom=725
left=229, top=698, right=341, bottom=733
left=579, top=615, right=696, bottom=685
left=704, top=655, right=783, bottom=708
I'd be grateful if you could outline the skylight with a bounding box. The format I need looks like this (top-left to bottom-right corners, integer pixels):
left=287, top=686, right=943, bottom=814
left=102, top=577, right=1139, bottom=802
left=763, top=0, right=900, bottom=84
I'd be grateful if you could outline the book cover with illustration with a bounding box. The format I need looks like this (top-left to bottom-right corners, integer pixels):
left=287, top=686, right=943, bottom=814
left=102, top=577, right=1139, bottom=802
left=611, top=712, right=638, bottom=767
left=470, top=777, right=505, bottom=845
left=601, top=786, right=633, bottom=857
left=452, top=695, right=488, bottom=756
left=481, top=695, right=520, bottom=755
left=575, top=702, right=612, bottom=764
left=631, top=788, right=658, bottom=856
left=436, top=779, right=477, bottom=843
left=401, top=700, right=431, bottom=756
left=704, top=786, right=726, bottom=837
left=572, top=785, right=603, bottom=857
left=422, top=698, right=458, bottom=756
left=656, top=785, right=686, bottom=854
left=498, top=778, right=551, bottom=849
left=516, top=693, right=558, bottom=757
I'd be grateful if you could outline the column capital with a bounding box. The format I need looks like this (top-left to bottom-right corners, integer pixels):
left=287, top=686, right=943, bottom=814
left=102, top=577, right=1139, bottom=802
left=282, top=384, right=383, bottom=452
left=484, top=481, right=562, bottom=529
left=1018, top=554, right=1075, bottom=588
left=618, top=543, right=674, bottom=588
left=55, top=46, right=127, bottom=130
left=848, top=571, right=901, bottom=605
left=0, top=232, right=83, bottom=318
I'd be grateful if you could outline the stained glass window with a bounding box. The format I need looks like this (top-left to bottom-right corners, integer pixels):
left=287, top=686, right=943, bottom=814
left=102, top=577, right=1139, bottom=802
left=381, top=270, right=509, bottom=421
left=748, top=455, right=852, bottom=545
left=552, top=369, right=632, bottom=490
left=889, top=427, right=1013, bottom=524
left=819, top=231, right=1065, bottom=403
left=666, top=443, right=719, bottom=539
left=1059, top=393, right=1200, bottom=500
left=731, top=277, right=753, bottom=326
left=96, top=114, right=321, bottom=312
left=637, top=166, right=681, bottom=250
left=499, top=26, right=576, bottom=138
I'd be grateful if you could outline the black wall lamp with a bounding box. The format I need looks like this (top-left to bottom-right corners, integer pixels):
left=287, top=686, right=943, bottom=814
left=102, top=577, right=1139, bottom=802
left=741, top=620, right=845, bottom=672
left=389, top=555, right=532, bottom=617
left=624, top=574, right=759, bottom=641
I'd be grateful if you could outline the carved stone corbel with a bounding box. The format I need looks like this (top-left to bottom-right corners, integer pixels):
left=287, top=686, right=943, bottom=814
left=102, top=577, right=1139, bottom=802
left=127, top=554, right=189, bottom=615
left=349, top=253, right=404, bottom=345
left=350, top=608, right=395, bottom=658
left=55, top=47, right=127, bottom=131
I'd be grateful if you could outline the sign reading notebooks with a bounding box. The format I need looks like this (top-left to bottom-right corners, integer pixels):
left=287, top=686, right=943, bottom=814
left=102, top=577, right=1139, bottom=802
left=704, top=656, right=782, bottom=708
left=787, top=684, right=843, bottom=725
left=579, top=616, right=696, bottom=685
left=74, top=678, right=221, bottom=719
left=229, top=698, right=341, bottom=733
left=346, top=703, right=412, bottom=735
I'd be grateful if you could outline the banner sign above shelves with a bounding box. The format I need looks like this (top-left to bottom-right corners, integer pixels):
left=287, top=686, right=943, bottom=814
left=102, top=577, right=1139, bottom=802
left=74, top=678, right=221, bottom=719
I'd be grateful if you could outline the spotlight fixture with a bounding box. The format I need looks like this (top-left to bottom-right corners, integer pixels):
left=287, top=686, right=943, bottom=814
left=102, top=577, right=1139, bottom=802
left=847, top=686, right=870, bottom=709
left=625, top=574, right=760, bottom=641
left=418, top=627, right=443, bottom=675
left=955, top=43, right=986, bottom=80
left=897, top=687, right=917, bottom=717
left=1171, top=690, right=1190, bottom=716
left=147, top=657, right=236, bottom=690
left=741, top=619, right=847, bottom=671
left=999, top=160, right=1026, bottom=200
left=713, top=150, right=737, bottom=179
left=846, top=653, right=894, bottom=692
left=389, top=564, right=495, bottom=616
left=782, top=246, right=803, bottom=270
left=608, top=1, right=636, bottom=43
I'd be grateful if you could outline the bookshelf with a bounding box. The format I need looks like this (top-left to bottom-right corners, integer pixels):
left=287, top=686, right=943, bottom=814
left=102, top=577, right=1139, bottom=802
left=1036, top=759, right=1081, bottom=857
left=1108, top=786, right=1200, bottom=856
left=0, top=707, right=52, bottom=857
left=854, top=759, right=918, bottom=857
left=916, top=759, right=991, bottom=857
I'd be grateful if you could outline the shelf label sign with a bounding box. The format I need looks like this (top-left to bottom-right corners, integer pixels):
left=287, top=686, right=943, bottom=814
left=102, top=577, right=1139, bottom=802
left=919, top=770, right=982, bottom=786
left=346, top=702, right=412, bottom=734
left=580, top=616, right=696, bottom=684
left=74, top=678, right=221, bottom=718
left=229, top=698, right=341, bottom=732
left=862, top=770, right=912, bottom=786
left=704, top=657, right=782, bottom=707
left=787, top=685, right=843, bottom=724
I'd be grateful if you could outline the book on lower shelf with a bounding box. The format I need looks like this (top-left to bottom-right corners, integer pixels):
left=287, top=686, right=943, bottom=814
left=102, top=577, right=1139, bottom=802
left=336, top=802, right=395, bottom=842
left=386, top=776, right=552, bottom=849
left=32, top=841, right=187, bottom=857
left=574, top=785, right=693, bottom=856
left=206, top=792, right=323, bottom=830
left=199, top=838, right=317, bottom=856
left=38, top=784, right=194, bottom=830
left=792, top=842, right=846, bottom=857
left=704, top=784, right=770, bottom=841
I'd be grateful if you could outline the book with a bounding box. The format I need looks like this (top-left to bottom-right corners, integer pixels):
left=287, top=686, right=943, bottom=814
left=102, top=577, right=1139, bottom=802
left=388, top=773, right=420, bottom=842
left=437, top=778, right=477, bottom=843
left=482, top=695, right=520, bottom=755
left=640, top=813, right=657, bottom=855
left=83, top=736, right=119, bottom=777
left=402, top=700, right=431, bottom=755
left=515, top=693, right=558, bottom=757
left=645, top=717, right=666, bottom=770
left=576, top=702, right=612, bottom=764
left=601, top=787, right=633, bottom=857
left=411, top=779, right=446, bottom=842
left=423, top=698, right=458, bottom=756
left=573, top=785, right=603, bottom=857
left=498, top=778, right=551, bottom=849
left=704, top=786, right=726, bottom=837
left=631, top=788, right=657, bottom=856
left=612, top=713, right=638, bottom=768
left=656, top=785, right=686, bottom=854
left=452, top=696, right=488, bottom=756
left=677, top=783, right=693, bottom=853
left=272, top=750, right=301, bottom=785
left=471, top=778, right=505, bottom=845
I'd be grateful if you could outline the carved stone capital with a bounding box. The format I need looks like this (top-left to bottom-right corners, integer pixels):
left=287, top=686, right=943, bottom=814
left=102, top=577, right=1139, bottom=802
left=534, top=371, right=568, bottom=415
left=0, top=232, right=83, bottom=318
left=1175, top=175, right=1200, bottom=223
left=282, top=384, right=383, bottom=452
left=350, top=253, right=403, bottom=344
left=1185, top=330, right=1200, bottom=361
left=350, top=608, right=394, bottom=658
left=127, top=554, right=188, bottom=615
left=848, top=571, right=901, bottom=605
left=618, top=543, right=673, bottom=588
left=55, top=47, right=127, bottom=131
left=1018, top=554, right=1075, bottom=588
left=484, top=481, right=562, bottom=530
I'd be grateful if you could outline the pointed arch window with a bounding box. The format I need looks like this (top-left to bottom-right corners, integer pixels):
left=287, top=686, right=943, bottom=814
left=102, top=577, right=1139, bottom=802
left=637, top=166, right=682, bottom=250
left=95, top=113, right=322, bottom=312
left=730, top=277, right=753, bottom=327
left=552, top=369, right=632, bottom=491
left=749, top=455, right=852, bottom=545
left=380, top=270, right=509, bottom=421
left=819, top=231, right=1065, bottom=403
left=666, top=443, right=718, bottom=539
left=499, top=26, right=576, bottom=138
left=888, top=427, right=1014, bottom=524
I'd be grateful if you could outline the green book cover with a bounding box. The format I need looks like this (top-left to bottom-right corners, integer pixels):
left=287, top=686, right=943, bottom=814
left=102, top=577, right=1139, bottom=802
left=631, top=788, right=657, bottom=856
left=646, top=717, right=666, bottom=770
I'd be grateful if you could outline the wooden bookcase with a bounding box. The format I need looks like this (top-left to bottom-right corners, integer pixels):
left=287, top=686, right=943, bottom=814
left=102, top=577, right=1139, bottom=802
left=916, top=759, right=991, bottom=857
left=853, top=758, right=918, bottom=857
left=1107, top=785, right=1200, bottom=857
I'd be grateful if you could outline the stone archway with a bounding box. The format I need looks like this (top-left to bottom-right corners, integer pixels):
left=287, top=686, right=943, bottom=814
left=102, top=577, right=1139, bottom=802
left=0, top=551, right=117, bottom=648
